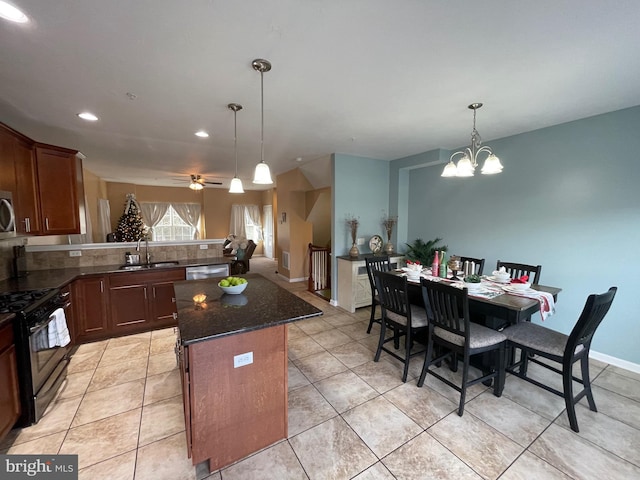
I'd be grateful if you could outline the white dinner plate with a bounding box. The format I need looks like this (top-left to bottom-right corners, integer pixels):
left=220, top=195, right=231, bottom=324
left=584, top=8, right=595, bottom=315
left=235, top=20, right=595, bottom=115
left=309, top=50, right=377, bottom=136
left=502, top=285, right=533, bottom=294
left=487, top=276, right=511, bottom=284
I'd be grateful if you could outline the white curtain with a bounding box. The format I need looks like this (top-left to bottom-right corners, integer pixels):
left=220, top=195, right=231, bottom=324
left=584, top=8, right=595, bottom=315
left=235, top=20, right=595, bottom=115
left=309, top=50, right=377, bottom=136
left=139, top=202, right=170, bottom=236
left=172, top=203, right=202, bottom=239
left=230, top=204, right=247, bottom=239
left=245, top=205, right=263, bottom=241
left=97, top=198, right=111, bottom=242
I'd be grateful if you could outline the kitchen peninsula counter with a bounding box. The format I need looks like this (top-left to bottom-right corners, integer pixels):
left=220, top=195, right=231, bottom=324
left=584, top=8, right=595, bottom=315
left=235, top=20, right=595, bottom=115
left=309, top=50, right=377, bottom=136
left=174, top=273, right=322, bottom=472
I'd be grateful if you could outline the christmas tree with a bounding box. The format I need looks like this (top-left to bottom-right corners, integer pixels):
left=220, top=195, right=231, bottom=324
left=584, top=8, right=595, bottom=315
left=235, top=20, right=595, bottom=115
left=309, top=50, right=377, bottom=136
left=115, top=193, right=146, bottom=242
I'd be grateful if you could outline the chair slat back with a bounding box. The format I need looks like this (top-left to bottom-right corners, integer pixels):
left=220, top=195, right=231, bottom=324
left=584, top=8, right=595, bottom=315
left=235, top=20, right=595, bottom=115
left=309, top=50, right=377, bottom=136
left=366, top=256, right=391, bottom=294
left=567, top=287, right=617, bottom=356
left=374, top=271, right=410, bottom=319
left=496, top=261, right=542, bottom=284
left=421, top=279, right=469, bottom=340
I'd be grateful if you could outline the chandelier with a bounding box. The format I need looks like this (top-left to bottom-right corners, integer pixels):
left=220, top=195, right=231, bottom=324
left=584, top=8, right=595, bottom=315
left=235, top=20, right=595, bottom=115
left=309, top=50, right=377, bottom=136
left=441, top=103, right=503, bottom=177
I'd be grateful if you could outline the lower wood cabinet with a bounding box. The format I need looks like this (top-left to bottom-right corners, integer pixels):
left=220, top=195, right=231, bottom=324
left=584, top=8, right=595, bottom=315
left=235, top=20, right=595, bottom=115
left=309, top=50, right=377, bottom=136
left=72, top=275, right=110, bottom=343
left=72, top=268, right=185, bottom=343
left=0, top=322, right=21, bottom=440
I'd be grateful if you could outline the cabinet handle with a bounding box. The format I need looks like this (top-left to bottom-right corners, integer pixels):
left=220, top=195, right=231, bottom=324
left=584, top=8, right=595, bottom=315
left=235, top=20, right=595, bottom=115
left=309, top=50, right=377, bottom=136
left=153, top=287, right=156, bottom=299
left=172, top=297, right=176, bottom=303
left=100, top=280, right=104, bottom=293
left=144, top=287, right=147, bottom=300
left=45, top=217, right=49, bottom=230
left=25, top=217, right=30, bottom=232
left=61, top=291, right=70, bottom=297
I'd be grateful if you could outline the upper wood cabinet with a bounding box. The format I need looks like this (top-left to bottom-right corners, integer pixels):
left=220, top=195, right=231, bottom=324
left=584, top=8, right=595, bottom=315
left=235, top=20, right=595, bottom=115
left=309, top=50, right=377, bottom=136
left=13, top=136, right=41, bottom=235
left=35, top=144, right=86, bottom=235
left=0, top=123, right=86, bottom=237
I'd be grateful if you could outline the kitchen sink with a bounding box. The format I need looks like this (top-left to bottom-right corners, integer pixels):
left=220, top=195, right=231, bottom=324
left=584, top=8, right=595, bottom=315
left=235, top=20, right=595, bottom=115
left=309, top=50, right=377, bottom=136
left=119, top=261, right=180, bottom=271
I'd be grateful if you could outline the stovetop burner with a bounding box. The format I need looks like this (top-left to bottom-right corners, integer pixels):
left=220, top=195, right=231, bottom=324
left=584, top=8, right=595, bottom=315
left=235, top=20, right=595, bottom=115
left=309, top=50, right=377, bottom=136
left=0, top=289, right=55, bottom=314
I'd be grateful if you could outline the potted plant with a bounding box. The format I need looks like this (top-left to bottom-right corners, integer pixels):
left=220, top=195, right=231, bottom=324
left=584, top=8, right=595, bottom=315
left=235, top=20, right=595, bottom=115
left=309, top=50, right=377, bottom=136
left=405, top=238, right=448, bottom=265
left=381, top=213, right=398, bottom=254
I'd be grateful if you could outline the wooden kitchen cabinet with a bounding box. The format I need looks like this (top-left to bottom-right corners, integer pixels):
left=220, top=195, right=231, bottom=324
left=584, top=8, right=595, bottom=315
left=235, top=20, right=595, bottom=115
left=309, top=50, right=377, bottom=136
left=0, top=126, right=18, bottom=193
left=71, top=275, right=110, bottom=342
left=13, top=135, right=41, bottom=235
left=35, top=144, right=86, bottom=235
left=0, top=322, right=21, bottom=440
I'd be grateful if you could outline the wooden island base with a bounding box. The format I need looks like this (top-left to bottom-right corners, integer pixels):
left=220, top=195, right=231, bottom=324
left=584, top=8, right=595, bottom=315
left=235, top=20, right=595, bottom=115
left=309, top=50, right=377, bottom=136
left=181, top=325, right=288, bottom=472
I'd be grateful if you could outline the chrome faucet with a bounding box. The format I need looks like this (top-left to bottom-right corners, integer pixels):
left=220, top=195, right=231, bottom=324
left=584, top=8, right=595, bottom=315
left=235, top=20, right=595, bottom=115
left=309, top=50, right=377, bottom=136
left=136, top=236, right=151, bottom=264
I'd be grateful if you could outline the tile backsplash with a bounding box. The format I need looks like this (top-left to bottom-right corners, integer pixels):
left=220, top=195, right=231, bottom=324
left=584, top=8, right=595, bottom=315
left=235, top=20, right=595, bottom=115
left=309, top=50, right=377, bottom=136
left=0, top=242, right=225, bottom=278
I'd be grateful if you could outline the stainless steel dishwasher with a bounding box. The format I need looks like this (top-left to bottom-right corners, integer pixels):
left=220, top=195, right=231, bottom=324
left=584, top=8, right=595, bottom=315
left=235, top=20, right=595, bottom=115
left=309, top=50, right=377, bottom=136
left=185, top=264, right=230, bottom=280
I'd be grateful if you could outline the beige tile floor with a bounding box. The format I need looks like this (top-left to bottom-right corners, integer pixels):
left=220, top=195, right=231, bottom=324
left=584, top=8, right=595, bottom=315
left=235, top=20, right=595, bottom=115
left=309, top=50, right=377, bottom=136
left=2, top=257, right=640, bottom=479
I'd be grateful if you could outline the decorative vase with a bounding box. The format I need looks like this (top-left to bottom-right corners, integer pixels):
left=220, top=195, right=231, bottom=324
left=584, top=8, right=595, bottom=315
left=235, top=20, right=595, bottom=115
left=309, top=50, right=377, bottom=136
left=384, top=242, right=394, bottom=255
left=349, top=243, right=360, bottom=258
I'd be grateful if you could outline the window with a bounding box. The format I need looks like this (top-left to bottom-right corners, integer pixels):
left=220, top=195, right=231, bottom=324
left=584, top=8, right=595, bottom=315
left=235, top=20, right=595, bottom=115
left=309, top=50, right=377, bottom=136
left=152, top=205, right=195, bottom=241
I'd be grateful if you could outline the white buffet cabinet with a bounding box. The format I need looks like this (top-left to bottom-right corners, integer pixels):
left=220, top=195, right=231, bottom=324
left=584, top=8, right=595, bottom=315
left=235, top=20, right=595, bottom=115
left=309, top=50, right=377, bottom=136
left=337, top=254, right=404, bottom=313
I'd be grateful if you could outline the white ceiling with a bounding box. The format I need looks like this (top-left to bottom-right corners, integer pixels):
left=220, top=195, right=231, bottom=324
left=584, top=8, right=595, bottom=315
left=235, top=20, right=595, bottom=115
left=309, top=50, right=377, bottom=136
left=1, top=0, right=639, bottom=190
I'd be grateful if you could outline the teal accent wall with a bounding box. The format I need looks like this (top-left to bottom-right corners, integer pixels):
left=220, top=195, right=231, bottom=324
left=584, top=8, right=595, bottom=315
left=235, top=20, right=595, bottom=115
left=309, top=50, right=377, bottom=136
left=391, top=105, right=640, bottom=364
left=332, top=153, right=390, bottom=300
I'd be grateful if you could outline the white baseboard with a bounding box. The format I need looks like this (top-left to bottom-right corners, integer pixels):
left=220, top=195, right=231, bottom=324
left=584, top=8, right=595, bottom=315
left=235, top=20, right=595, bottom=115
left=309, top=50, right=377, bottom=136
left=590, top=350, right=640, bottom=374
left=330, top=299, right=338, bottom=307
left=289, top=277, right=306, bottom=283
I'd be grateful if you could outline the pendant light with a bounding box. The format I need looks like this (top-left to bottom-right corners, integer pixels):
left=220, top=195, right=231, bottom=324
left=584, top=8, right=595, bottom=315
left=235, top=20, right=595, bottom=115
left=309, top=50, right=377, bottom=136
left=227, top=103, right=244, bottom=193
left=251, top=59, right=273, bottom=184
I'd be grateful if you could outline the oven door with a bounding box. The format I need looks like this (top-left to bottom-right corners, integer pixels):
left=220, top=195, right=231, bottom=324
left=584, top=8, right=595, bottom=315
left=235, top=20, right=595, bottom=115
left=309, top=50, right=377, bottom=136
left=28, top=304, right=71, bottom=421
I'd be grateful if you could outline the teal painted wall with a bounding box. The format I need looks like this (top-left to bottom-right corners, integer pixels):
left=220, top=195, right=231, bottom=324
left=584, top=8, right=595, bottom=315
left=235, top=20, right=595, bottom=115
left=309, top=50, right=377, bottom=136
left=332, top=153, right=390, bottom=300
left=392, top=105, right=640, bottom=364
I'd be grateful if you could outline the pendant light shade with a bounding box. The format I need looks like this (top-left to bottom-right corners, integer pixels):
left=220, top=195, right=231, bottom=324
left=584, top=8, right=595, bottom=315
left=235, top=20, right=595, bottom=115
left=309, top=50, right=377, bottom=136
left=227, top=103, right=244, bottom=194
left=252, top=59, right=274, bottom=185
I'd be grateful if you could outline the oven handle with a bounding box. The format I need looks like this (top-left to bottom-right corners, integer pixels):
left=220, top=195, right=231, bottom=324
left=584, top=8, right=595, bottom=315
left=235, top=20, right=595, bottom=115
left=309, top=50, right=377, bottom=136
left=29, top=302, right=72, bottom=334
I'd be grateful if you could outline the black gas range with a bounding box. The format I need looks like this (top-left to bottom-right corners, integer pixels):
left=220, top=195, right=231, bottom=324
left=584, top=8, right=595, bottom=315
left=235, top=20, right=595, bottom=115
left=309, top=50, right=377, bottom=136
left=3, top=287, right=72, bottom=426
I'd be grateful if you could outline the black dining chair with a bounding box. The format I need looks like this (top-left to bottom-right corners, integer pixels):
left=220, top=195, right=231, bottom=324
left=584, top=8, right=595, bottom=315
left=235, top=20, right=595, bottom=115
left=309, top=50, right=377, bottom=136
left=418, top=279, right=506, bottom=416
left=496, top=260, right=542, bottom=284
left=503, top=287, right=617, bottom=432
left=365, top=255, right=391, bottom=334
left=458, top=256, right=485, bottom=275
left=374, top=271, right=429, bottom=382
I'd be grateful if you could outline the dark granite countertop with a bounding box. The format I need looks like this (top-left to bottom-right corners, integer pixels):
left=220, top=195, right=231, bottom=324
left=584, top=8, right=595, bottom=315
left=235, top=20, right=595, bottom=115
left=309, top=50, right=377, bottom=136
left=0, top=257, right=232, bottom=292
left=175, top=273, right=323, bottom=346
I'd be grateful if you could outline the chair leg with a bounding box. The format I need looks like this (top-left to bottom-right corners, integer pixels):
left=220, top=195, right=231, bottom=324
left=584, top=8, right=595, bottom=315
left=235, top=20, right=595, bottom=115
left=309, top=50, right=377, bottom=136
left=563, top=363, right=580, bottom=433
left=374, top=319, right=386, bottom=362
left=494, top=343, right=505, bottom=397
left=520, top=347, right=530, bottom=376
left=458, top=354, right=470, bottom=416
left=417, top=337, right=434, bottom=387
left=580, top=354, right=597, bottom=412
left=402, top=328, right=411, bottom=383
left=449, top=353, right=459, bottom=373
left=367, top=301, right=377, bottom=334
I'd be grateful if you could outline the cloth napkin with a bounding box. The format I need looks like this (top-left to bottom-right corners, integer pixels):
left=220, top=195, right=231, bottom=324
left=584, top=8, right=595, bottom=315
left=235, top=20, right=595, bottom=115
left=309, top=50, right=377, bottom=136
left=504, top=289, right=556, bottom=321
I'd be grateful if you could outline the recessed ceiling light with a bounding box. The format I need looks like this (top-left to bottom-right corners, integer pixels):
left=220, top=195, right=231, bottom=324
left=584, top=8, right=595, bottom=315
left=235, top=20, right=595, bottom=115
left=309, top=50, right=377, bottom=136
left=77, top=112, right=98, bottom=121
left=195, top=130, right=209, bottom=138
left=0, top=1, right=29, bottom=23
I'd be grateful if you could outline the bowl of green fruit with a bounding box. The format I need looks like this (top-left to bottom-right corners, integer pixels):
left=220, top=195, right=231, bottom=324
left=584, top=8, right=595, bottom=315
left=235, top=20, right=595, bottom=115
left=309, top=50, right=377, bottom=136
left=218, top=276, right=248, bottom=294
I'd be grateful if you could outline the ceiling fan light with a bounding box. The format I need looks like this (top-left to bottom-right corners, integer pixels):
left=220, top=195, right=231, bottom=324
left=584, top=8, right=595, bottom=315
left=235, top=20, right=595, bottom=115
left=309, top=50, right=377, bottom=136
left=441, top=161, right=458, bottom=177
left=189, top=181, right=203, bottom=191
left=253, top=161, right=273, bottom=184
left=481, top=154, right=503, bottom=174
left=229, top=177, right=244, bottom=193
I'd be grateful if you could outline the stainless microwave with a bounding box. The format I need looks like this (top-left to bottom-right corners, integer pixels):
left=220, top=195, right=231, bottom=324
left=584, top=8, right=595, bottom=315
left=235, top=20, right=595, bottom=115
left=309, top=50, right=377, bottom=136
left=0, top=190, right=17, bottom=239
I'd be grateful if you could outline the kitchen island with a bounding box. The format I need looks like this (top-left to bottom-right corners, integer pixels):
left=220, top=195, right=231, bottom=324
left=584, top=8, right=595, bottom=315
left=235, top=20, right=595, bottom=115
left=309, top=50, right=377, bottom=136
left=174, top=273, right=322, bottom=472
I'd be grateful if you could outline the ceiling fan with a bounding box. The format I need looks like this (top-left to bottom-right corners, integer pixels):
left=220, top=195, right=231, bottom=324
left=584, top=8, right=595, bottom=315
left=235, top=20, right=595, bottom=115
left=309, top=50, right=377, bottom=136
left=173, top=174, right=223, bottom=190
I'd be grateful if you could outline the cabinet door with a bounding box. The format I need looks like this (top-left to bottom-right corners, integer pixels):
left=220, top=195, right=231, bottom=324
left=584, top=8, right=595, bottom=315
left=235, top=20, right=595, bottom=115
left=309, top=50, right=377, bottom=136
left=150, top=281, right=178, bottom=326
left=13, top=136, right=41, bottom=235
left=109, top=284, right=149, bottom=331
left=72, top=276, right=109, bottom=341
left=0, top=127, right=17, bottom=194
left=0, top=325, right=21, bottom=440
left=35, top=145, right=84, bottom=235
